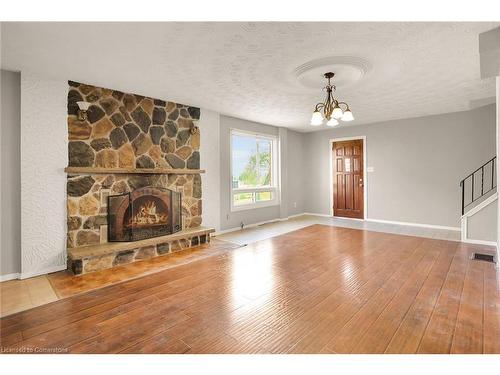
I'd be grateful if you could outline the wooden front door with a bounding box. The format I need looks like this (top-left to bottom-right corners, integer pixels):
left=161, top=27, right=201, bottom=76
left=333, top=140, right=364, bottom=219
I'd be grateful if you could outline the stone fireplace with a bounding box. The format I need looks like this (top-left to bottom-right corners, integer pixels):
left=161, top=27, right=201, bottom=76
left=108, top=187, right=182, bottom=242
left=65, top=81, right=212, bottom=275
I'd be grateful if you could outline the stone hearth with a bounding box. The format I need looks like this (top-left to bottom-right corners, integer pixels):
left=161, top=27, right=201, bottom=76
left=67, top=226, right=214, bottom=275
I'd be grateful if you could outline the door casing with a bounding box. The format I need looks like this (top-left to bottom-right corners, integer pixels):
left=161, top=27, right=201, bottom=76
left=329, top=136, right=367, bottom=219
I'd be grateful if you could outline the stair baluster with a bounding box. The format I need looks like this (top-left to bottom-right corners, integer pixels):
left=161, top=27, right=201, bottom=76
left=460, top=156, right=497, bottom=215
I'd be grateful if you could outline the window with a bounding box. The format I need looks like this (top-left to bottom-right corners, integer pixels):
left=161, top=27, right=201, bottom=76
left=230, top=129, right=279, bottom=211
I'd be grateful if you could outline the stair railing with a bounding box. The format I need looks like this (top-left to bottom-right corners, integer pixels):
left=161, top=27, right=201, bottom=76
left=460, top=156, right=496, bottom=215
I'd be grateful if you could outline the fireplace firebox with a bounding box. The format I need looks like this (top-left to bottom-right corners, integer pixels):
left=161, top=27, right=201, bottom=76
left=107, top=187, right=182, bottom=242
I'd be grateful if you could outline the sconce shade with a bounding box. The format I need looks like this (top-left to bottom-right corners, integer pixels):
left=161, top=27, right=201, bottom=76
left=77, top=101, right=91, bottom=111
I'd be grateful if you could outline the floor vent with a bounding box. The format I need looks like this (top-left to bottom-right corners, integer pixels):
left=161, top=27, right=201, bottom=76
left=472, top=253, right=496, bottom=263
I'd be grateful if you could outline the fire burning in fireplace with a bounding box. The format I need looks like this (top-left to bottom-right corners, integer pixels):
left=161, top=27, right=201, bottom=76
left=127, top=200, right=168, bottom=227
left=107, top=187, right=182, bottom=242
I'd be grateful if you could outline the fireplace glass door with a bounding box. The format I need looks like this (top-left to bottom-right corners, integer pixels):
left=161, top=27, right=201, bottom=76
left=107, top=187, right=182, bottom=242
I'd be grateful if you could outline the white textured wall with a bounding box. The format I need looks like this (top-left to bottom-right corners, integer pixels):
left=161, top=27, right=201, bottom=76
left=20, top=72, right=67, bottom=278
left=200, top=108, right=221, bottom=231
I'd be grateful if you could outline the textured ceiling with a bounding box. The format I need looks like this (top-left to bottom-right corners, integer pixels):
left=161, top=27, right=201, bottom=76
left=1, top=22, right=498, bottom=132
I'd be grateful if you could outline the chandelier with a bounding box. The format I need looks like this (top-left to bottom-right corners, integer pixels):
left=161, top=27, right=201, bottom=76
left=310, top=72, right=354, bottom=126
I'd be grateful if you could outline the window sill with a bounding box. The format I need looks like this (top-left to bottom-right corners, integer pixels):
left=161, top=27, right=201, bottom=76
left=230, top=200, right=280, bottom=212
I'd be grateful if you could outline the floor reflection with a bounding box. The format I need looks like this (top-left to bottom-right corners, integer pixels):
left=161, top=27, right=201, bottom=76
left=231, top=240, right=275, bottom=303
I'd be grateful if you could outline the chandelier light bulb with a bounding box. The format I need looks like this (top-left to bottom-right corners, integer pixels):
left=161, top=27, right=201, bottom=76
left=310, top=110, right=324, bottom=126
left=341, top=110, right=354, bottom=122
left=332, top=106, right=344, bottom=119
left=326, top=118, right=339, bottom=127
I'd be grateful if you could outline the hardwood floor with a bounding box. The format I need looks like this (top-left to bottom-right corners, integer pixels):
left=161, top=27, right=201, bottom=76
left=0, top=240, right=240, bottom=318
left=0, top=224, right=498, bottom=354
left=48, top=239, right=240, bottom=299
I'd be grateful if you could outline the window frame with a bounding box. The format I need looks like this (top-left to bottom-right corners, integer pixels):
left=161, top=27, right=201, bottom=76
left=229, top=128, right=280, bottom=212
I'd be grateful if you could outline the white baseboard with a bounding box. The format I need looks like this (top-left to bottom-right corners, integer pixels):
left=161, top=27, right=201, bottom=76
left=20, top=264, right=67, bottom=280
left=302, top=212, right=332, bottom=218
left=365, top=218, right=461, bottom=232
left=214, top=213, right=308, bottom=236
left=287, top=213, right=307, bottom=219
left=1, top=264, right=67, bottom=282
left=214, top=220, right=278, bottom=236
left=461, top=238, right=498, bottom=247
left=305, top=213, right=367, bottom=222
left=215, top=212, right=463, bottom=236
left=332, top=216, right=365, bottom=222
left=0, top=273, right=21, bottom=282
left=305, top=213, right=461, bottom=231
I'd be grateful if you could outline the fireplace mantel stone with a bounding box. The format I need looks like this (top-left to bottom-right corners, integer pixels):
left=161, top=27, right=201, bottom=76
left=65, top=167, right=205, bottom=174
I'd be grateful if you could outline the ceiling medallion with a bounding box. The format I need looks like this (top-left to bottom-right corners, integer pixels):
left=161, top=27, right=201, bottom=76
left=310, top=72, right=354, bottom=127
left=293, top=56, right=371, bottom=91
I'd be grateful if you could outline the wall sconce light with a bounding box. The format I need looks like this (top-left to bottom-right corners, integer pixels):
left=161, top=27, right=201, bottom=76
left=190, top=124, right=199, bottom=135
left=77, top=101, right=91, bottom=121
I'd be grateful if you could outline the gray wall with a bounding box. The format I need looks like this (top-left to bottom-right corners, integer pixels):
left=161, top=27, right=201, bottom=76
left=219, top=115, right=306, bottom=230
left=303, top=104, right=496, bottom=228
left=467, top=198, right=497, bottom=242
left=287, top=129, right=306, bottom=216
left=1, top=70, right=21, bottom=277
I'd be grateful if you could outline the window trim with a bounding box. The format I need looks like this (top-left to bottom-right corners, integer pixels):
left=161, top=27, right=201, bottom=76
left=229, top=128, right=280, bottom=212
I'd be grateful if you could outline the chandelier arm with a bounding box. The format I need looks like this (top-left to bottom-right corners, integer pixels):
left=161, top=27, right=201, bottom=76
left=314, top=103, right=325, bottom=111
left=337, top=101, right=350, bottom=110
